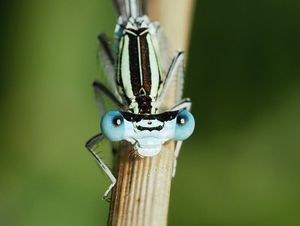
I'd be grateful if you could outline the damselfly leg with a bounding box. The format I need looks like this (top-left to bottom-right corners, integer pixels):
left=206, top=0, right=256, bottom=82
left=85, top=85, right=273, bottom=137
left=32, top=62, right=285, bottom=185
left=157, top=50, right=191, bottom=177
left=170, top=97, right=192, bottom=177
left=86, top=81, right=122, bottom=200
left=85, top=133, right=116, bottom=201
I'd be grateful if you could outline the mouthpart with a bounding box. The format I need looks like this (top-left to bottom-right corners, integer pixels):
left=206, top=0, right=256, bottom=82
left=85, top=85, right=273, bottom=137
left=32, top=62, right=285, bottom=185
left=134, top=142, right=162, bottom=157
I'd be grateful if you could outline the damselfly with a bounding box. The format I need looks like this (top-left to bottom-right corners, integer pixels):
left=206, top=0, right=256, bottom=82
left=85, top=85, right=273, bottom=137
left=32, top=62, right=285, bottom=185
left=86, top=0, right=195, bottom=199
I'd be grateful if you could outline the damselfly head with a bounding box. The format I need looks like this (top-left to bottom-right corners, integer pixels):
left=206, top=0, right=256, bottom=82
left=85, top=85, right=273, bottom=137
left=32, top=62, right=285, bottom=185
left=100, top=110, right=195, bottom=157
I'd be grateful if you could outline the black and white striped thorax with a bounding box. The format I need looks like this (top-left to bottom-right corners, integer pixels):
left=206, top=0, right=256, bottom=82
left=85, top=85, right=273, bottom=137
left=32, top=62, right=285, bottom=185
left=115, top=16, right=163, bottom=114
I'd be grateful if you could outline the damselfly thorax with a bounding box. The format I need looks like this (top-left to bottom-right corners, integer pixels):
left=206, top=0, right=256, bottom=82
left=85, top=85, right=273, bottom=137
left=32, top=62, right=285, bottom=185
left=115, top=16, right=162, bottom=114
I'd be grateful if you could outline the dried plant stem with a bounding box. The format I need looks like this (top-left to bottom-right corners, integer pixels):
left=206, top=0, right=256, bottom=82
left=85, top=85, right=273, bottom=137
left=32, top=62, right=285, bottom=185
left=108, top=1, right=195, bottom=226
left=108, top=142, right=174, bottom=226
left=148, top=0, right=195, bottom=52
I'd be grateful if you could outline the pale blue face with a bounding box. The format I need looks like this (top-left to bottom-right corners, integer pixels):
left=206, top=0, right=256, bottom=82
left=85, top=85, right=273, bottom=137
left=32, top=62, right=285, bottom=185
left=100, top=110, right=195, bottom=157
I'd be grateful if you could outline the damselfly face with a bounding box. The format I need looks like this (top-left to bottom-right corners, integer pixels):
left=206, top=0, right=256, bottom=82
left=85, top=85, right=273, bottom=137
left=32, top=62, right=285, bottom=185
left=100, top=110, right=195, bottom=157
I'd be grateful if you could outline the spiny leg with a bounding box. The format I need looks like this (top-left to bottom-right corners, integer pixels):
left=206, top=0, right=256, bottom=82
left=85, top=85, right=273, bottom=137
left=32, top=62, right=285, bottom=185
left=160, top=51, right=190, bottom=177
left=170, top=99, right=192, bottom=177
left=85, top=133, right=116, bottom=201
left=172, top=141, right=183, bottom=177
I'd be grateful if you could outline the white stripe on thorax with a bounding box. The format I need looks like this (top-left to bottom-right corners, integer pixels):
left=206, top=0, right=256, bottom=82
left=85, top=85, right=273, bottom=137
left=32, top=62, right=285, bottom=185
left=147, top=35, right=160, bottom=98
left=137, top=36, right=143, bottom=86
left=121, top=35, right=134, bottom=100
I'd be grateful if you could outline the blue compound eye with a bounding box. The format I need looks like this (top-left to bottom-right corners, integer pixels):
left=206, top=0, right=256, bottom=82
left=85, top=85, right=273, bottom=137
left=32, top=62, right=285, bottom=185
left=174, top=110, right=195, bottom=140
left=100, top=111, right=125, bottom=141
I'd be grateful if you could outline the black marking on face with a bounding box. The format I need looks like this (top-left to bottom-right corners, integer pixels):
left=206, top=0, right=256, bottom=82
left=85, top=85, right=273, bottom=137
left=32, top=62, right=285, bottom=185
left=136, top=125, right=163, bottom=131
left=121, top=110, right=179, bottom=122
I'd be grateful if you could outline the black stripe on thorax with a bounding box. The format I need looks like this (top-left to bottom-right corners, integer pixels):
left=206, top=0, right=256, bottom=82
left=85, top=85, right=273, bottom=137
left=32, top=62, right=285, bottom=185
left=125, top=28, right=152, bottom=97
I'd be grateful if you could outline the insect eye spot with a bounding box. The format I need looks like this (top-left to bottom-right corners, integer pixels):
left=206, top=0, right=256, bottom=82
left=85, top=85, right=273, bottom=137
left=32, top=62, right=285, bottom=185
left=177, top=115, right=187, bottom=126
left=113, top=116, right=123, bottom=126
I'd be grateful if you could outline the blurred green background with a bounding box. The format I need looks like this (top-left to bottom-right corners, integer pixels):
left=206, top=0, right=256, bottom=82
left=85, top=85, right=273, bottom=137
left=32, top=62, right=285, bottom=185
left=0, top=0, right=300, bottom=226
